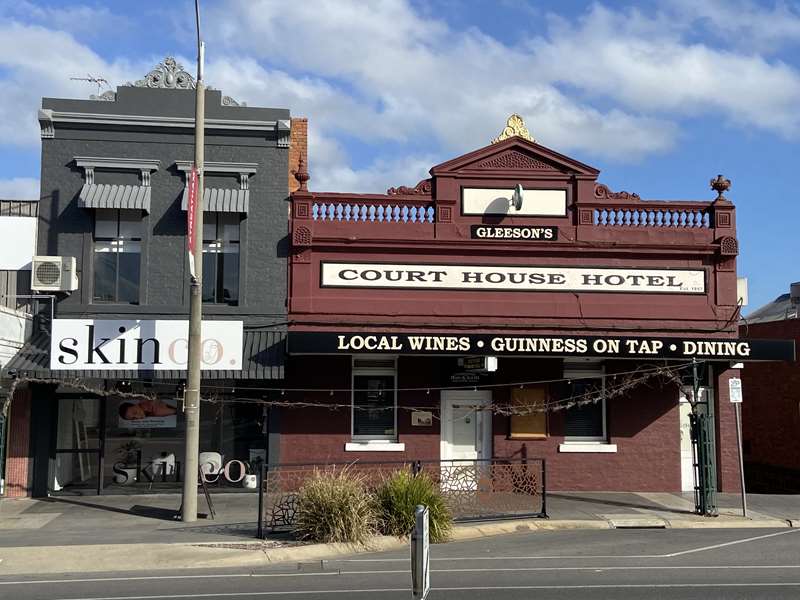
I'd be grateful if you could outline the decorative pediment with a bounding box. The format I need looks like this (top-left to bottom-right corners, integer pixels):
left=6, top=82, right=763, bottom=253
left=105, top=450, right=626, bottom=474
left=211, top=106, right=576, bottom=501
left=430, top=137, right=600, bottom=178
left=475, top=150, right=552, bottom=171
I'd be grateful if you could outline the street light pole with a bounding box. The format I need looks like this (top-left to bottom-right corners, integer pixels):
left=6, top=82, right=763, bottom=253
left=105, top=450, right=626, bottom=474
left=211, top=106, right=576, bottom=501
left=182, top=0, right=205, bottom=522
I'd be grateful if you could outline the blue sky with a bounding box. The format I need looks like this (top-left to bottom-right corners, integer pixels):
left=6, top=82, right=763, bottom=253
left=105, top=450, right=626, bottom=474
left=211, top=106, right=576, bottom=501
left=0, top=0, right=798, bottom=310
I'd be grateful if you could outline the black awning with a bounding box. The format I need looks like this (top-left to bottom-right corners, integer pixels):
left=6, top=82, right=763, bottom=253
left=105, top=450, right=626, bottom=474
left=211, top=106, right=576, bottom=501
left=2, top=329, right=285, bottom=380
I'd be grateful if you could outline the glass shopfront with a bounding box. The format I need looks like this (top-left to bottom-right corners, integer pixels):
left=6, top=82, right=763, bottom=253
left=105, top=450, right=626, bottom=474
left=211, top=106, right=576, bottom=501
left=52, top=391, right=265, bottom=494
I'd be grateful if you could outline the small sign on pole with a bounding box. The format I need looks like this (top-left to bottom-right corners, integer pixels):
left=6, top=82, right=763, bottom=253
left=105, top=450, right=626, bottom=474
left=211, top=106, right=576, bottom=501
left=411, top=504, right=430, bottom=600
left=729, top=377, right=743, bottom=403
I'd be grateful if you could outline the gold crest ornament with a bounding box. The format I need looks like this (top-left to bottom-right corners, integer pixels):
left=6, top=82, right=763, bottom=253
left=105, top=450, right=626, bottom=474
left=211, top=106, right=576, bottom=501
left=492, top=113, right=534, bottom=144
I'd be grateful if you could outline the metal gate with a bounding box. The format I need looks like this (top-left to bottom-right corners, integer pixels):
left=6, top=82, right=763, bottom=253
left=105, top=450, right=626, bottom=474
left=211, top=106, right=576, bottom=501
left=690, top=412, right=717, bottom=516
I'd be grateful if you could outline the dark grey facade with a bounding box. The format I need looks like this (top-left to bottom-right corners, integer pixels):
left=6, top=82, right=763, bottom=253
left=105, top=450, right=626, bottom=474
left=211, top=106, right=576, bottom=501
left=2, top=58, right=290, bottom=497
left=37, top=80, right=289, bottom=324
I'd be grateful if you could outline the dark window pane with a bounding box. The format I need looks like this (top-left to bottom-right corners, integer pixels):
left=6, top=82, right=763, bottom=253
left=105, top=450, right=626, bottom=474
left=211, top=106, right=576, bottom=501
left=93, top=249, right=117, bottom=302
left=564, top=381, right=604, bottom=438
left=203, top=213, right=217, bottom=242
left=117, top=251, right=140, bottom=304
left=118, top=210, right=143, bottom=239
left=220, top=213, right=240, bottom=242
left=94, top=209, right=118, bottom=238
left=202, top=251, right=217, bottom=302
left=221, top=248, right=239, bottom=304
left=353, top=375, right=395, bottom=437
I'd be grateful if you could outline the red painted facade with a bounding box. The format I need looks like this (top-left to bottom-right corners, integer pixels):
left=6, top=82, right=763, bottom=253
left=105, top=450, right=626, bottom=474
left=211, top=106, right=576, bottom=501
left=285, top=135, right=743, bottom=491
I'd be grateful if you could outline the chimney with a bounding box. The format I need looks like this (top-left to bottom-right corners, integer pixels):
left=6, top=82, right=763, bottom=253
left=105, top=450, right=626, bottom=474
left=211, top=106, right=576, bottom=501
left=791, top=282, right=800, bottom=305
left=288, top=117, right=308, bottom=194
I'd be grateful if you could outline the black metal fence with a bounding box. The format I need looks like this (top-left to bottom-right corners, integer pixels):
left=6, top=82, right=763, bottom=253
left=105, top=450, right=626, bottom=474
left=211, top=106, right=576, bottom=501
left=257, top=458, right=547, bottom=537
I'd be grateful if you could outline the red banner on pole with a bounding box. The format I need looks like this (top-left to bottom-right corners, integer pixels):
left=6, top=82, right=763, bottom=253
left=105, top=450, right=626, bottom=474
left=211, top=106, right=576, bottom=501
left=187, top=166, right=198, bottom=278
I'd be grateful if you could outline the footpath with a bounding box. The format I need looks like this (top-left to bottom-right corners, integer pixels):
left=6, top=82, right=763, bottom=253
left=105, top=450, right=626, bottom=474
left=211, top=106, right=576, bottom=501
left=1, top=491, right=798, bottom=576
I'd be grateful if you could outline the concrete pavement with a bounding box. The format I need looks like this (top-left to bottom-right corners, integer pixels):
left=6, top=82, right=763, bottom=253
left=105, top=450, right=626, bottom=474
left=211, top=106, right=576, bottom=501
left=0, top=491, right=797, bottom=576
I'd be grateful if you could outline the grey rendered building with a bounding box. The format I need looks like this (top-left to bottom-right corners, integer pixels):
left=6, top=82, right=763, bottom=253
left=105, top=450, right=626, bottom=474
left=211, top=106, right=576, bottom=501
left=3, top=58, right=293, bottom=497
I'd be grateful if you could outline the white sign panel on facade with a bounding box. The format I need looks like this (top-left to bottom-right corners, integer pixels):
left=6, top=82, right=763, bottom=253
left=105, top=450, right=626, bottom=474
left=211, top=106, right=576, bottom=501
left=728, top=377, right=743, bottom=403
left=462, top=187, right=567, bottom=216
left=50, top=319, right=243, bottom=370
left=321, top=262, right=706, bottom=294
left=0, top=216, right=37, bottom=270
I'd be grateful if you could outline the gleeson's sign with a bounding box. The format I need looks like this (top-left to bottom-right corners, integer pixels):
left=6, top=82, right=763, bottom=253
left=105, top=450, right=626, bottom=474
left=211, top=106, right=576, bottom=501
left=321, top=262, right=706, bottom=294
left=288, top=332, right=796, bottom=362
left=50, top=319, right=243, bottom=371
left=470, top=225, right=558, bottom=241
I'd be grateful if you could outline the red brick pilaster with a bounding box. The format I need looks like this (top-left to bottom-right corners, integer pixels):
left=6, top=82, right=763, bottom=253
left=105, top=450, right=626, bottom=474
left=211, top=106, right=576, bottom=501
left=716, top=367, right=742, bottom=493
left=288, top=117, right=308, bottom=194
left=4, top=388, right=32, bottom=497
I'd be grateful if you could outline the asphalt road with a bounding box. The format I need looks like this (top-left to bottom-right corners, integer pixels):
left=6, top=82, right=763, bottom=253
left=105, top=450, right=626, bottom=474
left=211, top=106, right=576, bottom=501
left=2, top=528, right=800, bottom=599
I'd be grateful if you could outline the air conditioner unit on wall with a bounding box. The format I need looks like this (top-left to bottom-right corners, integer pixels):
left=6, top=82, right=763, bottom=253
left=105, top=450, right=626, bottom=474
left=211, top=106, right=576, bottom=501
left=31, top=256, right=79, bottom=292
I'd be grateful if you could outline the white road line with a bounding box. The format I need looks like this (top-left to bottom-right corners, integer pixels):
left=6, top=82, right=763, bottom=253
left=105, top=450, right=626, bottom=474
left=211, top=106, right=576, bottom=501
left=0, top=573, right=341, bottom=585
left=51, top=582, right=800, bottom=600
left=8, top=564, right=800, bottom=586
left=664, top=528, right=800, bottom=557
left=52, top=590, right=407, bottom=600
left=345, top=527, right=800, bottom=562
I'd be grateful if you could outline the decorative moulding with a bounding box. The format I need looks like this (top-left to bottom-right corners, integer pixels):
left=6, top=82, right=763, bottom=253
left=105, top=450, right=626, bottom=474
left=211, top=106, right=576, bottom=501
left=38, top=109, right=54, bottom=139
left=475, top=150, right=552, bottom=171
left=74, top=156, right=160, bottom=186
left=174, top=161, right=257, bottom=174
left=594, top=183, right=640, bottom=201
left=492, top=113, right=535, bottom=144
left=277, top=119, right=291, bottom=148
left=386, top=178, right=432, bottom=196
left=74, top=157, right=161, bottom=171
left=42, top=111, right=278, bottom=133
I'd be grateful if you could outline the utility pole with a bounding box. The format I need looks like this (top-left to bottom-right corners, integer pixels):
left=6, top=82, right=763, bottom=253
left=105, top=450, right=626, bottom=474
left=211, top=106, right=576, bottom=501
left=182, top=0, right=205, bottom=522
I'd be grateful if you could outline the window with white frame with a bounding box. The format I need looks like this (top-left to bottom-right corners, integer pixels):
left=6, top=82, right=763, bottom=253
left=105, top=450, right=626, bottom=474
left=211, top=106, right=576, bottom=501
left=562, top=359, right=607, bottom=442
left=93, top=209, right=142, bottom=304
left=351, top=356, right=397, bottom=441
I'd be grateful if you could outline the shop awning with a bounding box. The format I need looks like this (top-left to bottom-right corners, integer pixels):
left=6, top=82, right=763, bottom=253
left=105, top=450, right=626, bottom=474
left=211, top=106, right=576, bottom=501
left=180, top=188, right=249, bottom=213
left=1, top=329, right=285, bottom=380
left=78, top=184, right=152, bottom=213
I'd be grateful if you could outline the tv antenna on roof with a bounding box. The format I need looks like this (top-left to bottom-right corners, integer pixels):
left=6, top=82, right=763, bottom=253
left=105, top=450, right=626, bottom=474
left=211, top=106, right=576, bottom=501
left=70, top=74, right=111, bottom=96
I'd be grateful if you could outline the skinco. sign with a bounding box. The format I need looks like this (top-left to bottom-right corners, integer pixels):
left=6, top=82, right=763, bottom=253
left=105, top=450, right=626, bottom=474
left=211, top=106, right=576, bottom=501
left=50, top=319, right=243, bottom=370
left=321, top=262, right=706, bottom=294
left=288, top=332, right=796, bottom=362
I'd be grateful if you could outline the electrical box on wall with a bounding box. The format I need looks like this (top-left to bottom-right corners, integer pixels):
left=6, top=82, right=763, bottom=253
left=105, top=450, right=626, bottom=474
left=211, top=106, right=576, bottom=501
left=31, top=256, right=78, bottom=292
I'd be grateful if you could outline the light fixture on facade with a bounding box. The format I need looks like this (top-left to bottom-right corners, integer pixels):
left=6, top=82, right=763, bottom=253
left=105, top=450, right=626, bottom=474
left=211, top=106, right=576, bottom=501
left=510, top=183, right=524, bottom=211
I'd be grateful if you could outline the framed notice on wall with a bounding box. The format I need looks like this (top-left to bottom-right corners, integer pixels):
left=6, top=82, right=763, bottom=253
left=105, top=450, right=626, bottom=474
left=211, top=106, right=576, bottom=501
left=509, top=386, right=548, bottom=439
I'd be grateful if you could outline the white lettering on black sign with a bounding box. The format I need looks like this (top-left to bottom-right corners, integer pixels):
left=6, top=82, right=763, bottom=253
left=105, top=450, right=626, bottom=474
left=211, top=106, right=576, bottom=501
left=470, top=225, right=558, bottom=241
left=290, top=332, right=796, bottom=362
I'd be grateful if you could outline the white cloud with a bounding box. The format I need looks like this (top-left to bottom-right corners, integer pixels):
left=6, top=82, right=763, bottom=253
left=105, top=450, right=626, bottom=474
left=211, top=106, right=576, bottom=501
left=0, top=21, right=146, bottom=147
left=531, top=4, right=800, bottom=138
left=201, top=0, right=685, bottom=193
left=668, top=0, right=800, bottom=54
left=0, top=177, right=39, bottom=199
left=0, top=1, right=130, bottom=38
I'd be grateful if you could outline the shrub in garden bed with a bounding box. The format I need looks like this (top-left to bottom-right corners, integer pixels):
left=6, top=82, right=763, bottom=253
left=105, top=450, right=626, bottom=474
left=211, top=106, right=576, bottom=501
left=375, top=469, right=452, bottom=542
left=293, top=467, right=376, bottom=544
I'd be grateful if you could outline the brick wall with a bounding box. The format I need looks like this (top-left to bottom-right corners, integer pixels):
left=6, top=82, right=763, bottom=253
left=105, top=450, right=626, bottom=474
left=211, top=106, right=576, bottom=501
left=3, top=387, right=31, bottom=497
left=288, top=117, right=308, bottom=193
left=715, top=366, right=743, bottom=493
left=740, top=319, right=800, bottom=475
left=279, top=356, right=684, bottom=491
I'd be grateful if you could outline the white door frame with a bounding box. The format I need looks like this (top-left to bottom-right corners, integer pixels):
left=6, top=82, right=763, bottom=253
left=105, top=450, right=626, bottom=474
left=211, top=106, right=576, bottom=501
left=440, top=390, right=492, bottom=461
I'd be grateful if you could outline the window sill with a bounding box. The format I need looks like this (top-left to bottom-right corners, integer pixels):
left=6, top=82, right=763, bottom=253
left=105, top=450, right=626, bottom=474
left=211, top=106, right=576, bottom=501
left=345, top=442, right=406, bottom=452
left=558, top=443, right=617, bottom=453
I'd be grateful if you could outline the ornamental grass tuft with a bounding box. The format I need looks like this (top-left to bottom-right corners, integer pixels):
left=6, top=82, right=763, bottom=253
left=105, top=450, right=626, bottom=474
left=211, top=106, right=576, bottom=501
left=293, top=467, right=377, bottom=544
left=375, top=469, right=452, bottom=543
